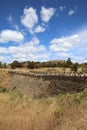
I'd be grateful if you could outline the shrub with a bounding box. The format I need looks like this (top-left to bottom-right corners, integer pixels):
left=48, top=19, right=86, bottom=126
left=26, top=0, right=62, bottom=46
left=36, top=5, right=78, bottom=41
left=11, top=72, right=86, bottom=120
left=10, top=60, right=22, bottom=69
left=0, top=86, right=9, bottom=93
left=55, top=106, right=64, bottom=118
left=71, top=63, right=78, bottom=72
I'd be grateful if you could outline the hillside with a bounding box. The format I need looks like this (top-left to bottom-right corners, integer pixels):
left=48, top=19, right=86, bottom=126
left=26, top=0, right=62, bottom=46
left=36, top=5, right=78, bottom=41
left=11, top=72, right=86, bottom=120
left=0, top=68, right=87, bottom=97
left=0, top=68, right=87, bottom=130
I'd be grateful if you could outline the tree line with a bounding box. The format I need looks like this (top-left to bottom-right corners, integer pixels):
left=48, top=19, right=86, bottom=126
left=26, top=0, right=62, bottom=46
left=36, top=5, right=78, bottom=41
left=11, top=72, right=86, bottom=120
left=1, top=58, right=87, bottom=72
left=9, top=58, right=86, bottom=72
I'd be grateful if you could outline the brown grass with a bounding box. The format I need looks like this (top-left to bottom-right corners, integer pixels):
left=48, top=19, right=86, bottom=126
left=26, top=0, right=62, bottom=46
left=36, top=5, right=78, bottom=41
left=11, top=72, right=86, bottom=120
left=0, top=69, right=11, bottom=88
left=0, top=93, right=56, bottom=130
left=0, top=90, right=87, bottom=130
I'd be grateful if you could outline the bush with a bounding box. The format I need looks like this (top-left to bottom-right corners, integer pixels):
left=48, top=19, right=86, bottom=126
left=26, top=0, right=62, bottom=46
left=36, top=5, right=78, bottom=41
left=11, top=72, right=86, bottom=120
left=27, top=61, right=35, bottom=69
left=0, top=86, right=9, bottom=93
left=55, top=106, right=64, bottom=118
left=10, top=60, right=22, bottom=69
left=66, top=58, right=72, bottom=67
left=71, top=63, right=78, bottom=72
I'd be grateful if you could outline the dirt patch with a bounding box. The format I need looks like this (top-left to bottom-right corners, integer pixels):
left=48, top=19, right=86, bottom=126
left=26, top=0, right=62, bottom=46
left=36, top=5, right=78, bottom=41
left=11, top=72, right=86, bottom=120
left=0, top=69, right=87, bottom=97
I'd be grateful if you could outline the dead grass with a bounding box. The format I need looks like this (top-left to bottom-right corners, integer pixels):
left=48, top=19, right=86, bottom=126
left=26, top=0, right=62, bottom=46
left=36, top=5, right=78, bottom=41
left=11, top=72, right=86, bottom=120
left=0, top=93, right=56, bottom=130
left=0, top=90, right=87, bottom=130
left=0, top=69, right=11, bottom=88
left=7, top=67, right=71, bottom=73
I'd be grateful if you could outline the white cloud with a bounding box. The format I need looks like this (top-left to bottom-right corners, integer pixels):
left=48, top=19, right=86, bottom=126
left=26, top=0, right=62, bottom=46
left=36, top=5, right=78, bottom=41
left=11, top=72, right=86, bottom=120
left=21, top=6, right=54, bottom=34
left=34, top=25, right=46, bottom=33
left=0, top=55, right=9, bottom=61
left=40, top=6, right=55, bottom=22
left=58, top=52, right=71, bottom=58
left=68, top=9, right=76, bottom=16
left=0, top=37, right=49, bottom=62
left=1, top=25, right=87, bottom=63
left=0, top=47, right=7, bottom=54
left=49, top=27, right=87, bottom=63
left=0, top=30, right=24, bottom=43
left=21, top=7, right=38, bottom=32
left=50, top=34, right=79, bottom=52
left=59, top=6, right=66, bottom=12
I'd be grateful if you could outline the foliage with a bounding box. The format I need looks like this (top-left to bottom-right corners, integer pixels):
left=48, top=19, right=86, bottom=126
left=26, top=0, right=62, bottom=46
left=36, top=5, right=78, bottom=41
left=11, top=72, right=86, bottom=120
left=71, top=63, right=79, bottom=72
left=55, top=106, right=64, bottom=118
left=0, top=86, right=9, bottom=93
left=66, top=58, right=72, bottom=67
left=27, top=61, right=35, bottom=69
left=10, top=60, right=22, bottom=69
left=0, top=57, right=85, bottom=70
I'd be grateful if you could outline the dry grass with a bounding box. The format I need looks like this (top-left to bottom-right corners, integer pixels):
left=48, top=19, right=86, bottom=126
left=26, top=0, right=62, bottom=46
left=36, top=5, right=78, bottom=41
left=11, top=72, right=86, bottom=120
left=0, top=69, right=11, bottom=88
left=0, top=93, right=56, bottom=130
left=7, top=67, right=71, bottom=73
left=0, top=90, right=87, bottom=130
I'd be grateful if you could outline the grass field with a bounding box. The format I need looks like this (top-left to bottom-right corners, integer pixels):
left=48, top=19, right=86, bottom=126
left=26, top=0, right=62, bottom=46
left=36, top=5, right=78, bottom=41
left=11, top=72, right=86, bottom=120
left=0, top=88, right=87, bottom=130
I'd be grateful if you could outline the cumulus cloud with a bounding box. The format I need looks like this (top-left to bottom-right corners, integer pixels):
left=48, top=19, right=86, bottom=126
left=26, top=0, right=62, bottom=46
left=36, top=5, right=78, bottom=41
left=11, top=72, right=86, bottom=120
left=21, top=7, right=38, bottom=32
left=34, top=25, right=46, bottom=33
left=0, top=28, right=87, bottom=63
left=49, top=28, right=87, bottom=63
left=21, top=6, right=55, bottom=34
left=50, top=34, right=79, bottom=52
left=70, top=28, right=87, bottom=57
left=0, top=37, right=49, bottom=62
left=0, top=30, right=24, bottom=43
left=40, top=6, right=55, bottom=22
left=9, top=37, right=49, bottom=61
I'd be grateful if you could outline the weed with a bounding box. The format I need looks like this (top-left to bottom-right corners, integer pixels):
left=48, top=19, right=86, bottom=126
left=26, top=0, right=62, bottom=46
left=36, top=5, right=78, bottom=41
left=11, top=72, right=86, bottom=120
left=55, top=106, right=64, bottom=118
left=0, top=86, right=9, bottom=93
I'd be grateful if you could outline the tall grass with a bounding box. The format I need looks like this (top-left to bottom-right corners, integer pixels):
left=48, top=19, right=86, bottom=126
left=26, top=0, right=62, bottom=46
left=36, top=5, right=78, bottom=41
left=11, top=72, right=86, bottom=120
left=0, top=88, right=87, bottom=130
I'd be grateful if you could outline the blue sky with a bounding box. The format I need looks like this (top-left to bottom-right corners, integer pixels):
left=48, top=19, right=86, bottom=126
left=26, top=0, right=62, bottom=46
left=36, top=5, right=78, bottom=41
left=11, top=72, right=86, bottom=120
left=0, top=0, right=87, bottom=63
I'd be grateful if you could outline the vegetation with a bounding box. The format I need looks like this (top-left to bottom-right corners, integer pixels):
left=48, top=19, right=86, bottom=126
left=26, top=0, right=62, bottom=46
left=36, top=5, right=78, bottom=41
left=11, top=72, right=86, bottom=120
left=0, top=58, right=87, bottom=73
left=0, top=61, right=7, bottom=68
left=10, top=60, right=22, bottom=69
left=71, top=63, right=79, bottom=72
left=9, top=58, right=79, bottom=71
left=0, top=88, right=87, bottom=130
left=66, top=57, right=72, bottom=67
left=27, top=61, right=35, bottom=69
left=0, top=86, right=9, bottom=93
left=0, top=60, right=86, bottom=130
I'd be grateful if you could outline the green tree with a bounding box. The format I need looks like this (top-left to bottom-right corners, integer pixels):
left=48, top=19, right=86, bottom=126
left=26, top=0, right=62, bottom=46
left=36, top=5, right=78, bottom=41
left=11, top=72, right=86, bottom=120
left=71, top=63, right=78, bottom=72
left=10, top=60, right=22, bottom=69
left=27, top=61, right=35, bottom=69
left=66, top=58, right=72, bottom=67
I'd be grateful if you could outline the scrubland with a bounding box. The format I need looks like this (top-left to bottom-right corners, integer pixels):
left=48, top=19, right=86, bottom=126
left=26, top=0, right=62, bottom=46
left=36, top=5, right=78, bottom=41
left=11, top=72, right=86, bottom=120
left=0, top=87, right=87, bottom=130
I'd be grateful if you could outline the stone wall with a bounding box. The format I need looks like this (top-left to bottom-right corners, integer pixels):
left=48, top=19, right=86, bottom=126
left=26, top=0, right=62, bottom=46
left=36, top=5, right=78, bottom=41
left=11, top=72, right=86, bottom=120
left=8, top=70, right=87, bottom=97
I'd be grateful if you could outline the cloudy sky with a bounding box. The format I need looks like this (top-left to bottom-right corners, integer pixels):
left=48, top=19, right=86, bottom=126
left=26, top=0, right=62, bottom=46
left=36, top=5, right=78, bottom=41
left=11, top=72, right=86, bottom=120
left=0, top=0, right=87, bottom=63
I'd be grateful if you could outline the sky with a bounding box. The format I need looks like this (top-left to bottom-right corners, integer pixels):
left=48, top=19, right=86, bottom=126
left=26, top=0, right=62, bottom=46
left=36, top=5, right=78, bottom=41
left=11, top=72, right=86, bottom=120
left=0, top=0, right=87, bottom=63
